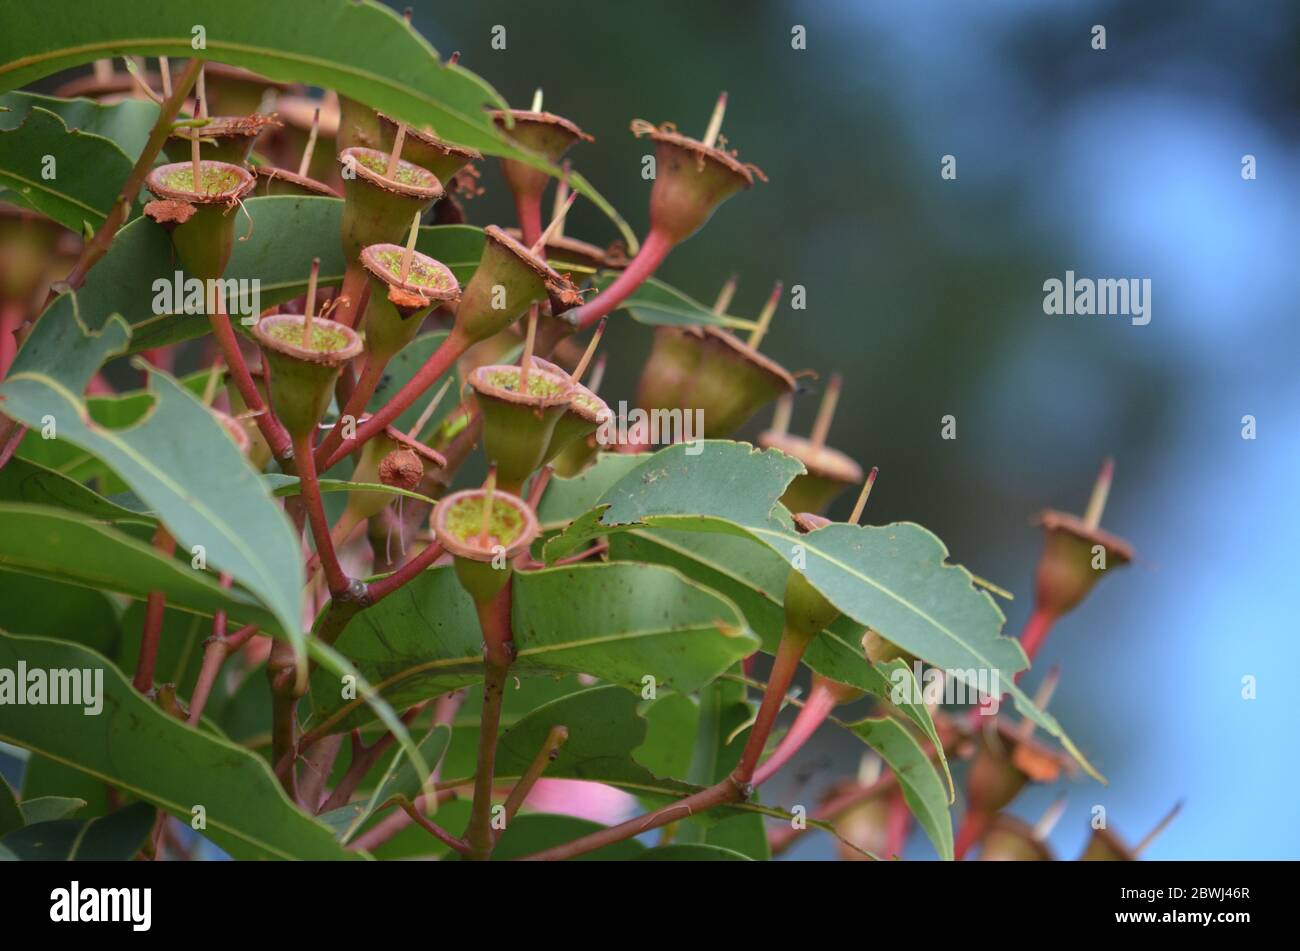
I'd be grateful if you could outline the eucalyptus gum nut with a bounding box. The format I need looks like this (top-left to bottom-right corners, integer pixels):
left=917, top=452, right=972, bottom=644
left=966, top=734, right=1029, bottom=815
left=862, top=629, right=916, bottom=667
left=978, top=816, right=1054, bottom=861
left=635, top=327, right=701, bottom=413
left=642, top=129, right=757, bottom=244
left=253, top=167, right=341, bottom=198
left=529, top=357, right=610, bottom=464
left=337, top=147, right=443, bottom=262
left=455, top=226, right=568, bottom=342
left=336, top=96, right=383, bottom=152
left=0, top=208, right=60, bottom=303
left=1033, top=510, right=1134, bottom=617
left=550, top=433, right=601, bottom=478
left=833, top=791, right=892, bottom=860
left=144, top=161, right=255, bottom=282
left=252, top=313, right=363, bottom=439
left=377, top=113, right=482, bottom=183
left=202, top=64, right=292, bottom=117
left=225, top=372, right=272, bottom=470
left=345, top=432, right=401, bottom=521
left=686, top=328, right=795, bottom=436
left=469, top=364, right=572, bottom=492
left=758, top=431, right=864, bottom=516
left=358, top=243, right=458, bottom=361
left=161, top=114, right=281, bottom=164
left=433, top=488, right=539, bottom=602
left=783, top=568, right=840, bottom=640
left=492, top=110, right=592, bottom=199
left=1078, top=827, right=1135, bottom=861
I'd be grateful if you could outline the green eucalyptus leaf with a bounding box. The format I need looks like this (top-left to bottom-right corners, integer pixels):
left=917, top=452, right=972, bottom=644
left=0, top=633, right=352, bottom=859
left=0, top=455, right=152, bottom=524
left=0, top=106, right=134, bottom=231
left=308, top=563, right=758, bottom=734
left=590, top=274, right=755, bottom=330
left=0, top=801, right=155, bottom=860
left=849, top=716, right=953, bottom=861
left=0, top=0, right=634, bottom=247
left=544, top=441, right=1100, bottom=782
left=608, top=527, right=952, bottom=797
left=0, top=365, right=305, bottom=655
left=0, top=504, right=279, bottom=631
left=0, top=91, right=160, bottom=159
left=19, top=796, right=88, bottom=825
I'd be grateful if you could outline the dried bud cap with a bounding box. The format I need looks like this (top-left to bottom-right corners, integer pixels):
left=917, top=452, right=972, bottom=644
left=378, top=447, right=423, bottom=491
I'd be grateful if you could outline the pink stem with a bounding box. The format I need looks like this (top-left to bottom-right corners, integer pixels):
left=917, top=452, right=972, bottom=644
left=319, top=330, right=468, bottom=471
left=571, top=228, right=674, bottom=331
left=314, top=352, right=389, bottom=468
left=753, top=679, right=837, bottom=787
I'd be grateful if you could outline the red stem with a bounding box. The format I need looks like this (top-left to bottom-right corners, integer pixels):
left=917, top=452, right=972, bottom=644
left=319, top=330, right=469, bottom=471
left=571, top=228, right=674, bottom=331
left=733, top=628, right=813, bottom=785
left=314, top=352, right=389, bottom=468
left=331, top=263, right=369, bottom=330
left=132, top=525, right=175, bottom=692
left=752, top=677, right=837, bottom=787
left=367, top=540, right=445, bottom=602
left=293, top=431, right=350, bottom=596
left=515, top=190, right=544, bottom=249
left=953, top=809, right=991, bottom=860
left=208, top=306, right=293, bottom=466
left=1017, top=605, right=1058, bottom=669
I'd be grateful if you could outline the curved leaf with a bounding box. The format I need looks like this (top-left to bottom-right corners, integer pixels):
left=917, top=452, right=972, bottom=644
left=0, top=504, right=279, bottom=632
left=308, top=562, right=758, bottom=734
left=0, top=0, right=634, bottom=246
left=0, top=365, right=304, bottom=657
left=849, top=716, right=953, bottom=861
left=0, top=106, right=134, bottom=231
left=0, top=90, right=160, bottom=159
left=544, top=440, right=1101, bottom=781
left=0, top=633, right=354, bottom=860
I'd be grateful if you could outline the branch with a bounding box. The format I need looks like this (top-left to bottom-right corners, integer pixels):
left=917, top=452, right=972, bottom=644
left=502, top=724, right=568, bottom=826
left=399, top=798, right=471, bottom=855
left=63, top=58, right=203, bottom=291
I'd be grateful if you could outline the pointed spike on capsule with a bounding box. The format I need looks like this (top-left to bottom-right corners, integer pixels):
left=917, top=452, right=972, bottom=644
left=402, top=6, right=413, bottom=23
left=531, top=87, right=544, bottom=113
left=1033, top=794, right=1069, bottom=842
left=399, top=209, right=422, bottom=284
left=408, top=376, right=454, bottom=442
left=1083, top=457, right=1114, bottom=530
left=158, top=57, right=172, bottom=98
left=448, top=51, right=461, bottom=65
left=570, top=318, right=606, bottom=385
left=809, top=371, right=842, bottom=449
left=849, top=466, right=879, bottom=525
left=551, top=162, right=572, bottom=239
left=770, top=393, right=793, bottom=437
left=1017, top=665, right=1060, bottom=741
left=297, top=107, right=321, bottom=178
left=301, top=257, right=321, bottom=346
left=702, top=91, right=728, bottom=149
left=531, top=191, right=577, bottom=256
left=93, top=59, right=113, bottom=84
left=585, top=354, right=607, bottom=395
left=746, top=280, right=783, bottom=350
left=519, top=304, right=539, bottom=390
left=712, top=274, right=739, bottom=315
left=857, top=751, right=884, bottom=788
left=479, top=465, right=498, bottom=546
left=1133, top=800, right=1184, bottom=857
left=386, top=122, right=407, bottom=179
left=196, top=64, right=208, bottom=118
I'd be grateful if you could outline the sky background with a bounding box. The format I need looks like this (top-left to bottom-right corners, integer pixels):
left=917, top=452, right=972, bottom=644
left=410, top=0, right=1300, bottom=859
